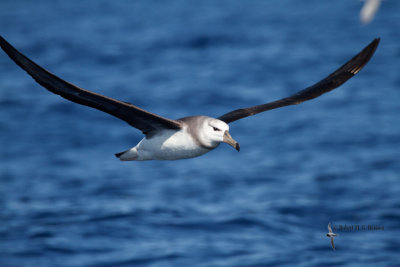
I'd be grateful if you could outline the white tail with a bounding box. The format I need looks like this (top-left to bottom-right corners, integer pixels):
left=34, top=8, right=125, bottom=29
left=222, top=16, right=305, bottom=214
left=115, top=148, right=138, bottom=161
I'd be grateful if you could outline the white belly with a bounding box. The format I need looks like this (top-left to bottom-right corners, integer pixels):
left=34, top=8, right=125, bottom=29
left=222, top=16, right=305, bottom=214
left=134, top=129, right=213, bottom=160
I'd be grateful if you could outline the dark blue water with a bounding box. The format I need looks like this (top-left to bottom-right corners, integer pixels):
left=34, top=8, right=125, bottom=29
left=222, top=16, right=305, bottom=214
left=1, top=1, right=399, bottom=266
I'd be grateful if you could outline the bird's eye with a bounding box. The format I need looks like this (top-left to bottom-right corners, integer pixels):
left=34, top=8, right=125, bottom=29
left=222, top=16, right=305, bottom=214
left=213, top=127, right=220, bottom=131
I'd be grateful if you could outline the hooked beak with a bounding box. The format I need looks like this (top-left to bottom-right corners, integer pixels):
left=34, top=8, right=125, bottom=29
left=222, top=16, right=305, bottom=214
left=223, top=130, right=240, bottom=152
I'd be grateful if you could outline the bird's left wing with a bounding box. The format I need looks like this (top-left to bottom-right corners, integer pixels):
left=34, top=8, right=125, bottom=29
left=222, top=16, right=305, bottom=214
left=0, top=36, right=182, bottom=135
left=218, top=38, right=380, bottom=124
left=331, top=237, right=336, bottom=250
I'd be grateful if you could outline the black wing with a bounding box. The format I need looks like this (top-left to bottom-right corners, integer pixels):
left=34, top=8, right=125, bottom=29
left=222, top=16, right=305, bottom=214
left=218, top=38, right=380, bottom=124
left=0, top=36, right=182, bottom=134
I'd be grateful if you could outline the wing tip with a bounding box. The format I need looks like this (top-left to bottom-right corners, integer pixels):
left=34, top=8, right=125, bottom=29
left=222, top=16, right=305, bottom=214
left=367, top=37, right=380, bottom=56
left=342, top=37, right=380, bottom=76
left=357, top=37, right=380, bottom=67
left=0, top=35, right=11, bottom=50
left=368, top=37, right=380, bottom=57
left=0, top=35, right=27, bottom=69
left=0, top=35, right=9, bottom=51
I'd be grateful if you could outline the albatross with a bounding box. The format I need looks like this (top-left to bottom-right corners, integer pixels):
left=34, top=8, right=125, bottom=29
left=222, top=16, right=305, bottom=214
left=0, top=36, right=379, bottom=161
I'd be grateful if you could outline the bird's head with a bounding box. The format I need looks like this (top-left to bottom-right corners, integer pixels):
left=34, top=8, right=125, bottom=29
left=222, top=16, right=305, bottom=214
left=204, top=118, right=240, bottom=152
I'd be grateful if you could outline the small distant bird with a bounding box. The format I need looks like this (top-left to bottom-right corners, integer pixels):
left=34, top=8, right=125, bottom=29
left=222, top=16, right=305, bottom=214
left=360, top=0, right=382, bottom=24
left=326, top=223, right=337, bottom=250
left=0, top=36, right=379, bottom=161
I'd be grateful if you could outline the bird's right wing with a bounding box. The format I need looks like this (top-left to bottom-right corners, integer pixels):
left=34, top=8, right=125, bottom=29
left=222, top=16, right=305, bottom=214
left=218, top=39, right=380, bottom=124
left=0, top=36, right=182, bottom=135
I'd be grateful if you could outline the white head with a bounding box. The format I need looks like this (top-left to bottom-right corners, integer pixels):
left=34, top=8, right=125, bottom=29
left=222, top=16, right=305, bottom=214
left=183, top=116, right=240, bottom=151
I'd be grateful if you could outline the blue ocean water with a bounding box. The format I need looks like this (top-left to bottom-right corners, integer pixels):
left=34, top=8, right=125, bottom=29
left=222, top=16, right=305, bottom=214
left=0, top=0, right=399, bottom=266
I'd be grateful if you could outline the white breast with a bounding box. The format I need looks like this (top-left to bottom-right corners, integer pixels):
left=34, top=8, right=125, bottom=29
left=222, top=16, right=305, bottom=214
left=134, top=128, right=213, bottom=160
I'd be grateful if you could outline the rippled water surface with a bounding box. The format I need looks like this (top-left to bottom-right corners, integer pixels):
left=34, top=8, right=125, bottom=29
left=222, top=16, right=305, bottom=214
left=1, top=1, right=399, bottom=266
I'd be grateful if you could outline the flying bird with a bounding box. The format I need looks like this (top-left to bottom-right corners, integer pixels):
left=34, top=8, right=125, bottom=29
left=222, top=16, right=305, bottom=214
left=327, top=223, right=337, bottom=250
left=0, top=36, right=379, bottom=161
left=360, top=0, right=382, bottom=24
